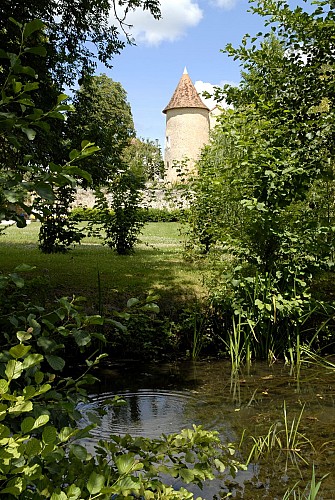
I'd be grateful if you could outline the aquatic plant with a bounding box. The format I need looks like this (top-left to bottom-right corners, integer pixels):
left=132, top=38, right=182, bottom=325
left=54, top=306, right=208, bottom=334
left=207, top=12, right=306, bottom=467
left=282, top=465, right=329, bottom=499
left=247, top=402, right=314, bottom=468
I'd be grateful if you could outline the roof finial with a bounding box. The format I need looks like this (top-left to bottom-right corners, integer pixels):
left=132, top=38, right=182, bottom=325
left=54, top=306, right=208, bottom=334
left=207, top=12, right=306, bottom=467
left=183, top=66, right=188, bottom=75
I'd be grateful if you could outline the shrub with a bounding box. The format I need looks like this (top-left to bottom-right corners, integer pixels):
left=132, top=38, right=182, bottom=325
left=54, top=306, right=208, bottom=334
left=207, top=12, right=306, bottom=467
left=0, top=267, right=246, bottom=498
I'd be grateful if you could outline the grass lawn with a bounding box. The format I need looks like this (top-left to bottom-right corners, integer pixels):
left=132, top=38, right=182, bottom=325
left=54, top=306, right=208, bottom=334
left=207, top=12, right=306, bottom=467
left=0, top=222, right=207, bottom=314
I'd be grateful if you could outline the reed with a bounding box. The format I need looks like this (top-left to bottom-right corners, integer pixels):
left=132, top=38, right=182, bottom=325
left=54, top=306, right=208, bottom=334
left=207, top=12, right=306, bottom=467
left=247, top=402, right=313, bottom=468
left=282, top=465, right=328, bottom=499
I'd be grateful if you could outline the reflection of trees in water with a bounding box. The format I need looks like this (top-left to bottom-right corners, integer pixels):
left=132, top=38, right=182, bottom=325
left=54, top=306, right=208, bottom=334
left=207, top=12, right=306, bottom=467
left=102, top=392, right=191, bottom=434
left=129, top=395, right=140, bottom=422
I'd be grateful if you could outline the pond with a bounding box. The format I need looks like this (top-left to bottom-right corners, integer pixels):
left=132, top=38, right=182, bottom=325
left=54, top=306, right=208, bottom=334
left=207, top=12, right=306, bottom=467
left=80, top=360, right=335, bottom=499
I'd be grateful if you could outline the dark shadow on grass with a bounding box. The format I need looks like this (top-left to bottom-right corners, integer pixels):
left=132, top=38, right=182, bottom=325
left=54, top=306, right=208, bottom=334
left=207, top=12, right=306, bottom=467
left=0, top=242, right=206, bottom=316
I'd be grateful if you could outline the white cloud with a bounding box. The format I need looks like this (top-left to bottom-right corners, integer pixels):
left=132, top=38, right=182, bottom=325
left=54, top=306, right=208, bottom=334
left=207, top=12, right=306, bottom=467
left=210, top=0, right=240, bottom=9
left=113, top=0, right=203, bottom=45
left=195, top=80, right=238, bottom=109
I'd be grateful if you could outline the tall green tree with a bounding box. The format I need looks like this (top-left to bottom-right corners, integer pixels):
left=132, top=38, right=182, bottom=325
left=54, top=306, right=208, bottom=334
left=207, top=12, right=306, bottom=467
left=68, top=74, right=146, bottom=254
left=0, top=20, right=96, bottom=228
left=191, top=0, right=335, bottom=360
left=68, top=74, right=135, bottom=186
left=1, top=2, right=161, bottom=250
left=123, top=137, right=165, bottom=182
left=0, top=1, right=161, bottom=87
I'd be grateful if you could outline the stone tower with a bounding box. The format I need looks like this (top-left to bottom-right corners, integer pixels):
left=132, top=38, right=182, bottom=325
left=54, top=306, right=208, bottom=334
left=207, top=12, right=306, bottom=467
left=163, top=68, right=210, bottom=183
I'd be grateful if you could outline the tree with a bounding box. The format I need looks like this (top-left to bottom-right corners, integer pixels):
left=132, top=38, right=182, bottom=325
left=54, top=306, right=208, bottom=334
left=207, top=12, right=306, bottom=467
left=123, top=137, right=165, bottom=182
left=68, top=74, right=146, bottom=254
left=95, top=169, right=145, bottom=255
left=0, top=1, right=161, bottom=88
left=39, top=74, right=135, bottom=253
left=190, top=0, right=335, bottom=360
left=0, top=19, right=97, bottom=229
left=68, top=74, right=135, bottom=186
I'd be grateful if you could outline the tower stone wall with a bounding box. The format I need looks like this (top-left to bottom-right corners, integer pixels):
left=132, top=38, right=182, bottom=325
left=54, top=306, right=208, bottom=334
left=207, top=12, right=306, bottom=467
left=163, top=68, right=210, bottom=183
left=164, top=107, right=209, bottom=183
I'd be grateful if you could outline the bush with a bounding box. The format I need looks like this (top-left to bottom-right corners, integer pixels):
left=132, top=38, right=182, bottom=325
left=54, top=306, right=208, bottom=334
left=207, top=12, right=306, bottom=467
left=70, top=206, right=187, bottom=223
left=139, top=207, right=186, bottom=222
left=0, top=267, right=246, bottom=498
left=69, top=207, right=103, bottom=221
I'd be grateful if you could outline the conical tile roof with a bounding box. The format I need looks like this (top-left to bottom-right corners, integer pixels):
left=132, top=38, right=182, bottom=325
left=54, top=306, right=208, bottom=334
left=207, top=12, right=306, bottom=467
left=163, top=68, right=209, bottom=114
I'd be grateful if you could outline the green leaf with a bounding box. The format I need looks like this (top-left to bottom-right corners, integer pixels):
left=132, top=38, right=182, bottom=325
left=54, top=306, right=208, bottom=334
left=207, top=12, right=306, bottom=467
left=8, top=400, right=33, bottom=413
left=86, top=315, right=104, bottom=325
left=34, top=383, right=51, bottom=396
left=12, top=81, right=22, bottom=93
left=16, top=332, right=32, bottom=342
left=34, top=183, right=54, bottom=202
left=22, top=82, right=39, bottom=92
left=64, top=166, right=92, bottom=183
left=214, top=458, right=226, bottom=473
left=14, top=263, right=36, bottom=272
left=21, top=416, right=35, bottom=433
left=34, top=121, right=50, bottom=132
left=9, top=17, right=22, bottom=28
left=57, top=94, right=68, bottom=104
left=179, top=468, right=195, bottom=483
left=5, top=360, right=23, bottom=380
left=127, top=297, right=140, bottom=308
left=50, top=491, right=67, bottom=500
left=0, top=380, right=9, bottom=395
left=24, top=46, right=47, bottom=56
left=34, top=371, right=44, bottom=384
left=108, top=319, right=127, bottom=332
left=23, top=19, right=45, bottom=39
left=21, top=463, right=40, bottom=478
left=9, top=344, right=31, bottom=359
left=58, top=426, right=76, bottom=442
left=0, top=477, right=24, bottom=495
left=42, top=425, right=57, bottom=445
left=73, top=330, right=91, bottom=347
left=115, top=454, right=136, bottom=474
left=87, top=471, right=105, bottom=495
left=70, top=444, right=87, bottom=461
left=69, top=148, right=80, bottom=161
left=66, top=485, right=81, bottom=499
left=9, top=273, right=24, bottom=288
left=142, top=303, right=160, bottom=313
left=46, top=355, right=65, bottom=371
left=22, top=354, right=43, bottom=370
left=47, top=111, right=65, bottom=120
left=25, top=437, right=42, bottom=457
left=3, top=190, right=19, bottom=203
left=22, top=127, right=36, bottom=141
left=18, top=98, right=35, bottom=106
left=34, top=414, right=50, bottom=429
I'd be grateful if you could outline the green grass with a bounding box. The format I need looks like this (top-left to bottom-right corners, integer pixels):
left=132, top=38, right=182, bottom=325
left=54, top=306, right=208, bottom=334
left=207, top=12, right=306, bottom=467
left=0, top=222, right=206, bottom=314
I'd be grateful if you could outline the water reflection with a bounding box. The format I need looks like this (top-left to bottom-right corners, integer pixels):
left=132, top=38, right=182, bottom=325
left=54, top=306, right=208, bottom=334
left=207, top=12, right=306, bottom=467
left=81, top=389, right=208, bottom=438
left=80, top=360, right=335, bottom=498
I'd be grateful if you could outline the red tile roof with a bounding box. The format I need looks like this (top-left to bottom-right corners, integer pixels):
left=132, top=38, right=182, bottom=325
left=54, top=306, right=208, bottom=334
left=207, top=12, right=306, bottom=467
left=163, top=68, right=209, bottom=113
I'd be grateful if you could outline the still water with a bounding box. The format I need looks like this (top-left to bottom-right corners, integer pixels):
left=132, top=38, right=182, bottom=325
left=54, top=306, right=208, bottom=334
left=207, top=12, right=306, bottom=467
left=81, top=360, right=335, bottom=499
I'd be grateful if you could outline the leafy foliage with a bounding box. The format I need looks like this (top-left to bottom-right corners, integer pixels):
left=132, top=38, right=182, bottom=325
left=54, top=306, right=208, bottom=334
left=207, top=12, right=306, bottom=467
left=123, top=137, right=165, bottom=182
left=0, top=19, right=98, bottom=229
left=38, top=186, right=85, bottom=253
left=93, top=169, right=145, bottom=255
left=0, top=1, right=161, bottom=88
left=187, top=0, right=335, bottom=361
left=68, top=74, right=135, bottom=187
left=0, top=268, right=246, bottom=499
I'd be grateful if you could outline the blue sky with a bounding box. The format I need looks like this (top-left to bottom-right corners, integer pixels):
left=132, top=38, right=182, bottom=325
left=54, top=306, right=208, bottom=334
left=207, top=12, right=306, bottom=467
left=94, top=0, right=301, bottom=149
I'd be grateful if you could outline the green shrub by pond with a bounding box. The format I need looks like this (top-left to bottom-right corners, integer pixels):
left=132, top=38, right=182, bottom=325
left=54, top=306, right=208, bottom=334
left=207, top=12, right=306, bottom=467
left=0, top=267, right=246, bottom=498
